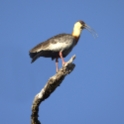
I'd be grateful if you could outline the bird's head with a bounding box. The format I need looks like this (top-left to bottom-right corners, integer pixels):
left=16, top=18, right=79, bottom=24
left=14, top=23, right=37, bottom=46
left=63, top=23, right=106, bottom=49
left=72, top=20, right=97, bottom=38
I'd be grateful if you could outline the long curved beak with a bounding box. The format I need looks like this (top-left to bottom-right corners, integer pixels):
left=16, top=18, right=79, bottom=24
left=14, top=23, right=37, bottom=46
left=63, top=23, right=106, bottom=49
left=85, top=24, right=98, bottom=38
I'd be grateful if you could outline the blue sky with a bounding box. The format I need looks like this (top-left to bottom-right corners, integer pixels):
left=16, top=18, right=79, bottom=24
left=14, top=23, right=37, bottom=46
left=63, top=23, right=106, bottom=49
left=0, top=0, right=124, bottom=124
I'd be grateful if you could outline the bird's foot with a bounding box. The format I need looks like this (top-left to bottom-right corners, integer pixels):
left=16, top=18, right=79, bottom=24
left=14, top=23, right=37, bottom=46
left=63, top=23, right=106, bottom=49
left=62, top=61, right=66, bottom=66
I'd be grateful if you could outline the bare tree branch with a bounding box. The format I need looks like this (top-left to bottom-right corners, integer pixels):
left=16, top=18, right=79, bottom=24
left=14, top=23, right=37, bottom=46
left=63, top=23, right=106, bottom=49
left=31, top=55, right=76, bottom=124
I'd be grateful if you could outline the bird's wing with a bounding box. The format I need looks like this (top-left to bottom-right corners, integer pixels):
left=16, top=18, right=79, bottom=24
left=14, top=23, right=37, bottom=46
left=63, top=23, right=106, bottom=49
left=29, top=40, right=50, bottom=53
left=30, top=34, right=74, bottom=53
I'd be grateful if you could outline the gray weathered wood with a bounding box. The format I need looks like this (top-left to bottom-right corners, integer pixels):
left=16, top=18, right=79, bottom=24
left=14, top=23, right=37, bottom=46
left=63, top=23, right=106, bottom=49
left=31, top=55, right=76, bottom=124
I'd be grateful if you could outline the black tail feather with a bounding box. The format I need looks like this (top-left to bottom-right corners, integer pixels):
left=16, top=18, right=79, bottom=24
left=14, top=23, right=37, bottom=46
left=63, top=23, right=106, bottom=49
left=29, top=52, right=37, bottom=58
left=29, top=50, right=59, bottom=63
left=31, top=56, right=38, bottom=63
left=29, top=52, right=40, bottom=63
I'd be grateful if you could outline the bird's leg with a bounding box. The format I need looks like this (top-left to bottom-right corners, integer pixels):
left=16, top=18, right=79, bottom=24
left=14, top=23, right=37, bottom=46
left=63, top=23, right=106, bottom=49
left=55, top=58, right=59, bottom=72
left=59, top=51, right=66, bottom=66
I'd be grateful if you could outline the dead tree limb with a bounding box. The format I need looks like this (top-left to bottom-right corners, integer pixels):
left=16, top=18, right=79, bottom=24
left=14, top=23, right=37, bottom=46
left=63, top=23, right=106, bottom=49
left=31, top=55, right=76, bottom=124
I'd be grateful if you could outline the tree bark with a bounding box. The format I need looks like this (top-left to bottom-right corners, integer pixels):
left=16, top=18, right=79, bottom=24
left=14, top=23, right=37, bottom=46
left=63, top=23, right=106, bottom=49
left=31, top=55, right=76, bottom=124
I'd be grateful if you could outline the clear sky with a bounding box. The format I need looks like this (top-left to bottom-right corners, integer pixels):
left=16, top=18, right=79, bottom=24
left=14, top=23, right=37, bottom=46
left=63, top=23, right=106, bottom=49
left=0, top=0, right=124, bottom=124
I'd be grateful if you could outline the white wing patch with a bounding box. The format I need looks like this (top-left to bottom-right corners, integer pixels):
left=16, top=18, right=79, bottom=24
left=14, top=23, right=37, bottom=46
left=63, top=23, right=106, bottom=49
left=36, top=47, right=43, bottom=52
left=45, top=42, right=72, bottom=51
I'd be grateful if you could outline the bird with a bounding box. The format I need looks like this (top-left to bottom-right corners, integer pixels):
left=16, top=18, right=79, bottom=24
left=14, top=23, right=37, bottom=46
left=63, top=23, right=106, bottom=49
left=29, top=20, right=97, bottom=72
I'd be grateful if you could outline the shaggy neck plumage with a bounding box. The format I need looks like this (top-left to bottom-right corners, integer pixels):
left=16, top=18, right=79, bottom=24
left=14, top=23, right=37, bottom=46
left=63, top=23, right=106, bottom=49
left=72, top=25, right=82, bottom=38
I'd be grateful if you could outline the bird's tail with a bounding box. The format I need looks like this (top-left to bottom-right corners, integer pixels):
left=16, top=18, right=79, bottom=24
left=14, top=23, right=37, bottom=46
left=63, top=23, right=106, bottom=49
left=29, top=52, right=40, bottom=63
left=29, top=50, right=55, bottom=63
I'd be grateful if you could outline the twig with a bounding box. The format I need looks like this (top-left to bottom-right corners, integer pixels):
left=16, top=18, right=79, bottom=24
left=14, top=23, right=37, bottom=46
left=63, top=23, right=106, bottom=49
left=31, top=55, right=76, bottom=124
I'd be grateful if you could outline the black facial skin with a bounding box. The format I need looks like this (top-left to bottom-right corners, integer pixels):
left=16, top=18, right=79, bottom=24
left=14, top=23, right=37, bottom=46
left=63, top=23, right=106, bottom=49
left=79, top=20, right=86, bottom=29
